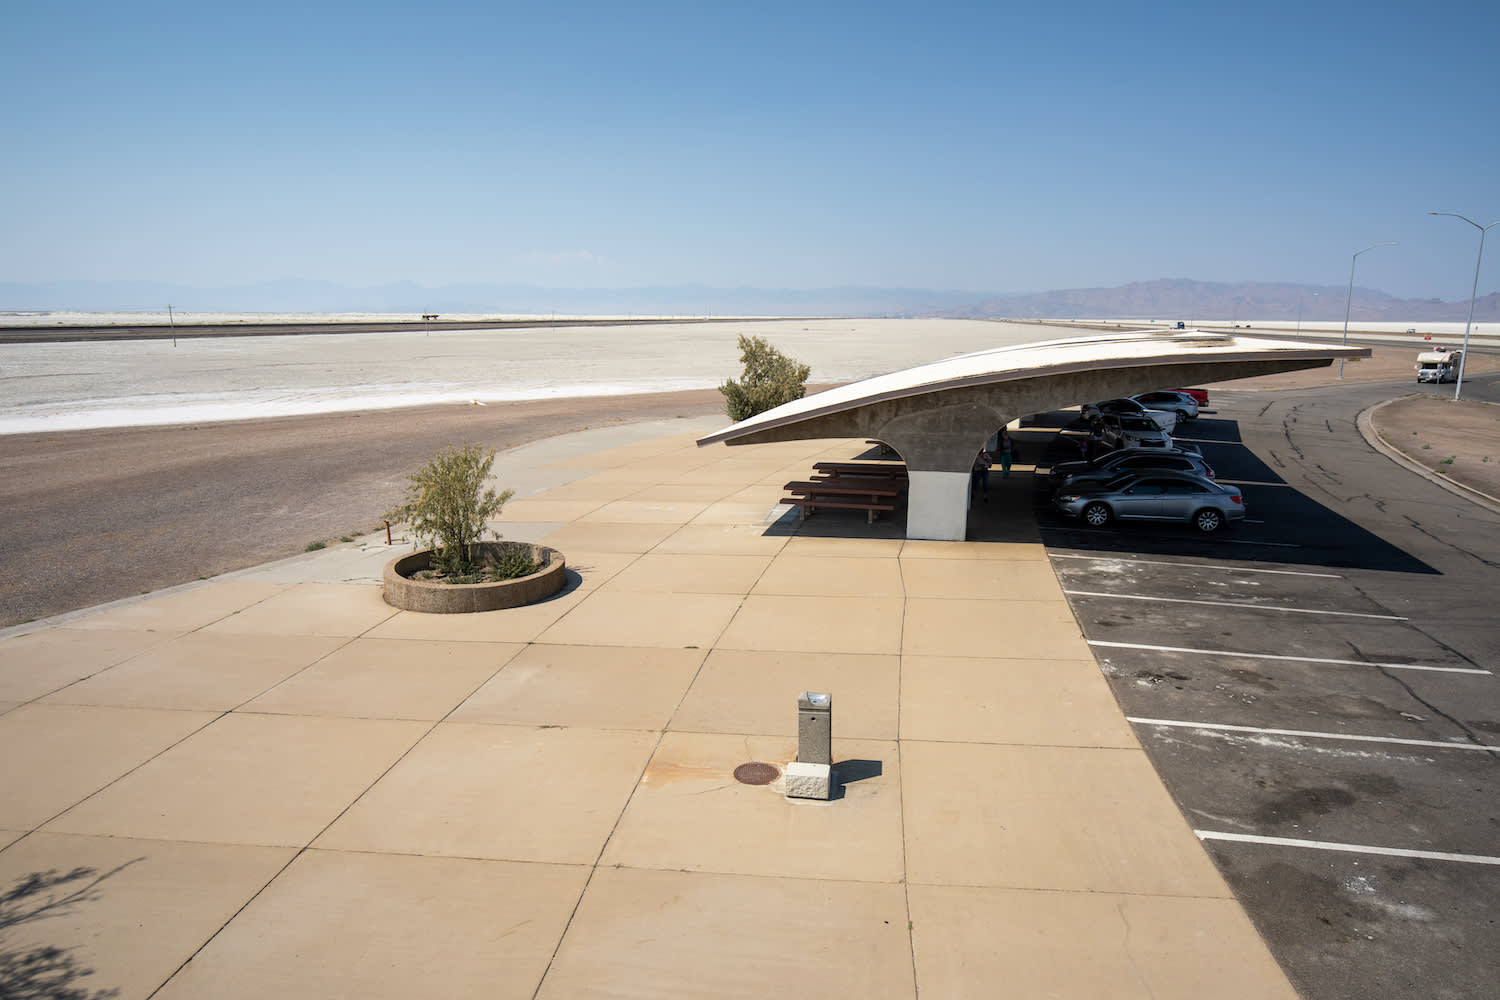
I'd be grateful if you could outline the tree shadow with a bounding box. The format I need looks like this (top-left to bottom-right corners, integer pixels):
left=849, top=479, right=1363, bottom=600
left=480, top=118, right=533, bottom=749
left=1, top=861, right=138, bottom=1000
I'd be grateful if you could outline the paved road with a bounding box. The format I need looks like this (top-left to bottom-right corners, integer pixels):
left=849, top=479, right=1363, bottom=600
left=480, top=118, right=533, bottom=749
left=1035, top=380, right=1500, bottom=1000
left=0, top=316, right=740, bottom=344
left=1454, top=367, right=1500, bottom=404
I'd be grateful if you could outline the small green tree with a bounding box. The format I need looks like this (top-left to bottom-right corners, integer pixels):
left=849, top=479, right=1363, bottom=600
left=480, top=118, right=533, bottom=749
left=388, top=443, right=513, bottom=575
left=719, top=335, right=811, bottom=421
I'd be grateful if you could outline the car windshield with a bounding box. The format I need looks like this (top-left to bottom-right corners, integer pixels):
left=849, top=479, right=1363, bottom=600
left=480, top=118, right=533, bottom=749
left=1120, top=417, right=1156, bottom=431
left=1103, top=473, right=1137, bottom=491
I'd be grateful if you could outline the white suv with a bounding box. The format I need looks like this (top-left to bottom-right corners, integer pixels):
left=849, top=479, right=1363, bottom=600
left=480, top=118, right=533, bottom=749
left=1100, top=413, right=1173, bottom=449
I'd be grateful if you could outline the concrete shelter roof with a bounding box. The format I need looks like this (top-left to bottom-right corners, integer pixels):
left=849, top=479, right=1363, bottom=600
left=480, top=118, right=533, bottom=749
left=697, top=330, right=1370, bottom=447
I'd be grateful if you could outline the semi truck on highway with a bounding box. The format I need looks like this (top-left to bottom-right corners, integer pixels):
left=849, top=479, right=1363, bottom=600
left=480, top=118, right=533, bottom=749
left=1416, top=348, right=1461, bottom=384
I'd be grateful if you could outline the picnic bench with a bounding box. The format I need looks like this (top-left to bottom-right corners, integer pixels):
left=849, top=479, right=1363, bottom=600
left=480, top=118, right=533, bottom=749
left=810, top=460, right=908, bottom=482
left=782, top=479, right=902, bottom=524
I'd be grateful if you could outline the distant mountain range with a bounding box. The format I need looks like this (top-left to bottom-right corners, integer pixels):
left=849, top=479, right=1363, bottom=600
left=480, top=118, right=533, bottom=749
left=1, top=277, right=1495, bottom=322
left=946, top=279, right=1500, bottom=324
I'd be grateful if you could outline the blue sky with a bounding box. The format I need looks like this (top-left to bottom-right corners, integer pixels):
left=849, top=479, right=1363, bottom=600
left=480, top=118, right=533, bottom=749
left=4, top=0, right=1497, bottom=301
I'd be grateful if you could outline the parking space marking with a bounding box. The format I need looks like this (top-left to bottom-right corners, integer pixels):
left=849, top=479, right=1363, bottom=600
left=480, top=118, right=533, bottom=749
left=1214, top=480, right=1289, bottom=488
left=1066, top=590, right=1406, bottom=620
left=1088, top=640, right=1492, bottom=675
left=1049, top=553, right=1342, bottom=578
left=1195, top=831, right=1500, bottom=867
left=1220, top=538, right=1301, bottom=548
left=1128, top=717, right=1500, bottom=753
left=1046, top=525, right=1301, bottom=547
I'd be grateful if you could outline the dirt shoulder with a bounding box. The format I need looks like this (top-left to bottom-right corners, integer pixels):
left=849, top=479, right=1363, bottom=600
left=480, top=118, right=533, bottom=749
left=0, top=388, right=730, bottom=627
left=1366, top=395, right=1500, bottom=503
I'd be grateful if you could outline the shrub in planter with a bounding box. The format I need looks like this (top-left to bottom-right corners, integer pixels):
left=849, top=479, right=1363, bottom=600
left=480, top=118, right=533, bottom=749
left=386, top=443, right=515, bottom=580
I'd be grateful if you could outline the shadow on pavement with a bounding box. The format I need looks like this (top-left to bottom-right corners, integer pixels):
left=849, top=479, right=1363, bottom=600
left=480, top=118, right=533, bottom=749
left=0, top=861, right=137, bottom=1000
left=830, top=759, right=884, bottom=800
left=1028, top=412, right=1439, bottom=575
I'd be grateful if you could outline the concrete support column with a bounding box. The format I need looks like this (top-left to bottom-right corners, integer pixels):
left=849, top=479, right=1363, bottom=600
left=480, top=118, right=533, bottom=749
left=906, top=470, right=971, bottom=541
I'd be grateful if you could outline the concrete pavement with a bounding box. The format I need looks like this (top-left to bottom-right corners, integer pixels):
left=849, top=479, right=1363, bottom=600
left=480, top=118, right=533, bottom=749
left=0, top=416, right=1298, bottom=999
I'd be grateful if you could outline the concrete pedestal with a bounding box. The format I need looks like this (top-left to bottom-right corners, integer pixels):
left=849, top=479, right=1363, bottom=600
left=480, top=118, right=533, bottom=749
left=785, top=762, right=833, bottom=800
left=906, top=471, right=971, bottom=541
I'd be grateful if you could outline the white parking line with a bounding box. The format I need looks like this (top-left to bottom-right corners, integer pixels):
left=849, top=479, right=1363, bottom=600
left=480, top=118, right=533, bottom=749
left=1214, top=480, right=1289, bottom=488
left=1049, top=526, right=1300, bottom=548
left=1088, top=639, right=1492, bottom=675
left=1128, top=717, right=1500, bottom=752
left=1049, top=553, right=1342, bottom=578
left=1066, top=590, right=1406, bottom=620
left=1195, top=831, right=1500, bottom=867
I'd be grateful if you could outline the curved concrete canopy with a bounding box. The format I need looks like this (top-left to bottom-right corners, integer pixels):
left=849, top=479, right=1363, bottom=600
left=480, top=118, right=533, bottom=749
left=697, top=330, right=1371, bottom=540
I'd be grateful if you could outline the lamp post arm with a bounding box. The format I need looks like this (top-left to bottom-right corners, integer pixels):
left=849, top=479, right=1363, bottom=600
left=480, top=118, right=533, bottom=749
left=1341, top=242, right=1397, bottom=378
left=1453, top=225, right=1492, bottom=399
left=1428, top=213, right=1499, bottom=401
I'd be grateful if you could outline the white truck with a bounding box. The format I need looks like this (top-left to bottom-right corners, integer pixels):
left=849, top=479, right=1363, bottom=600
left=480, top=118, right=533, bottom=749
left=1416, top=349, right=1461, bottom=384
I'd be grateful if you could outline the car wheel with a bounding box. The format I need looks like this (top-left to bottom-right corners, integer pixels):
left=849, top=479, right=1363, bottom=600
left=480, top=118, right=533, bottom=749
left=1193, top=508, right=1222, bottom=533
left=1083, top=502, right=1112, bottom=527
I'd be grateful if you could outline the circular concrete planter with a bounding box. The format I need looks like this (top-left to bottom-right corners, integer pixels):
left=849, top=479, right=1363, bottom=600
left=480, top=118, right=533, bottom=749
left=382, top=542, right=566, bottom=614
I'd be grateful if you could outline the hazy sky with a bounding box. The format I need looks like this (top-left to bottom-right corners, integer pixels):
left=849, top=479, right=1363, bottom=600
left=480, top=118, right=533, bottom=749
left=5, top=0, right=1497, bottom=300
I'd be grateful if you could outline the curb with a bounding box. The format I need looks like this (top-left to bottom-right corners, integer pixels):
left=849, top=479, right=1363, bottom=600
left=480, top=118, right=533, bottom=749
left=1358, top=396, right=1500, bottom=516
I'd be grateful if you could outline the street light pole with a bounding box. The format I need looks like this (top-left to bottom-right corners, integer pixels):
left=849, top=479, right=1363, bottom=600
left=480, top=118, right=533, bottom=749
left=1428, top=212, right=1499, bottom=402
left=1341, top=242, right=1397, bottom=378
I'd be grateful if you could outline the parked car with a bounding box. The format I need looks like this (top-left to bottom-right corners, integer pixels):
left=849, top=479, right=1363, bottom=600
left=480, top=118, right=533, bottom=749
left=1052, top=470, right=1245, bottom=533
left=1085, top=397, right=1178, bottom=432
left=1051, top=449, right=1215, bottom=492
left=1099, top=412, right=1173, bottom=450
left=1174, top=388, right=1210, bottom=405
left=1051, top=445, right=1207, bottom=484
left=1130, top=390, right=1199, bottom=422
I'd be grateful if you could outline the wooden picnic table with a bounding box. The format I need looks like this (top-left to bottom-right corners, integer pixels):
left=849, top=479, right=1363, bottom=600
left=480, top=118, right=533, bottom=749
left=784, top=480, right=902, bottom=498
left=782, top=479, right=902, bottom=524
left=810, top=460, right=908, bottom=480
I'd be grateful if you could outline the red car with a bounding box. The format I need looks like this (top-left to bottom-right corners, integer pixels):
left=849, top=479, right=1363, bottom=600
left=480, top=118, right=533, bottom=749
left=1173, top=388, right=1209, bottom=405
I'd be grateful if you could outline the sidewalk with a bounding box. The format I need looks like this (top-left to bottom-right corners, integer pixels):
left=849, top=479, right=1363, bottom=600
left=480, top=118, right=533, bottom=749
left=0, top=417, right=1296, bottom=999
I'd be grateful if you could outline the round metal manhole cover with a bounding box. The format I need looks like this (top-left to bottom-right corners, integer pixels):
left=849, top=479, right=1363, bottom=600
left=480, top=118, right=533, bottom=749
left=733, top=762, right=781, bottom=785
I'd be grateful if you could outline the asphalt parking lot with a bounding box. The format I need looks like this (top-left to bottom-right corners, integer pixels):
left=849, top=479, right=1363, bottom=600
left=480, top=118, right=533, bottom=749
left=1032, top=381, right=1500, bottom=1000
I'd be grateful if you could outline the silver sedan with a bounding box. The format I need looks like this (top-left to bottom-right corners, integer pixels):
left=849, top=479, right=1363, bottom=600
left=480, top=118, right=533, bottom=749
left=1052, top=470, right=1246, bottom=533
left=1130, top=390, right=1200, bottom=422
